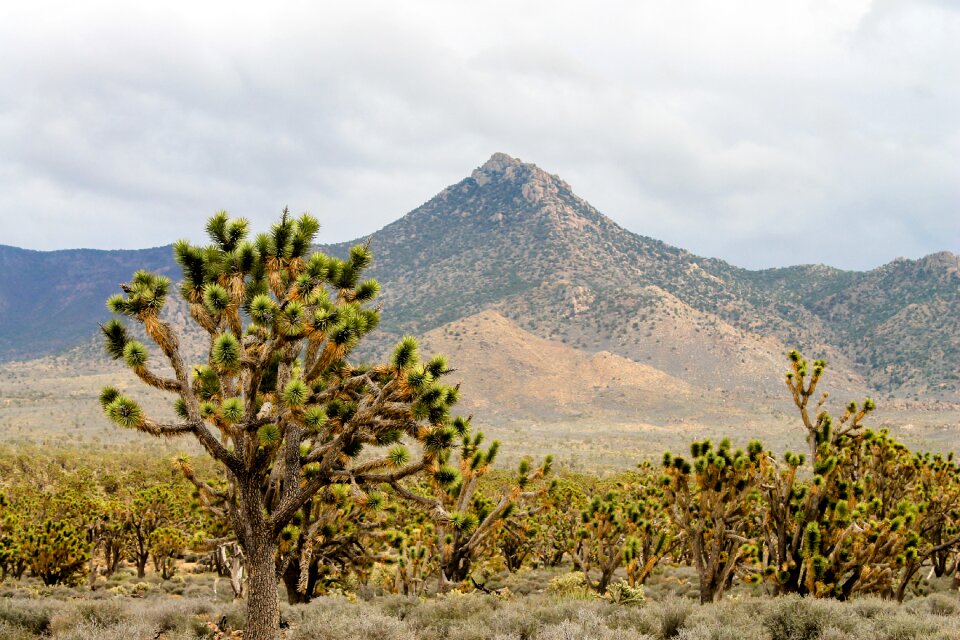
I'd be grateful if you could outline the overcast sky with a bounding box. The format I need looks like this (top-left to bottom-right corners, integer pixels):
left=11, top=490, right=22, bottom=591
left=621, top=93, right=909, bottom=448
left=0, top=0, right=957, bottom=269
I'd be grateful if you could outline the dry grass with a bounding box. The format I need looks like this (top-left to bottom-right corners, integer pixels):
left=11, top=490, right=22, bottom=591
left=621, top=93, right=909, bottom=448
left=2, top=575, right=960, bottom=640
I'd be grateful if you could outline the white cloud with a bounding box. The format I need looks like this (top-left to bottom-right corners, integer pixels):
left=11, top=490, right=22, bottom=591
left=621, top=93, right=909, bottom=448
left=0, top=0, right=956, bottom=269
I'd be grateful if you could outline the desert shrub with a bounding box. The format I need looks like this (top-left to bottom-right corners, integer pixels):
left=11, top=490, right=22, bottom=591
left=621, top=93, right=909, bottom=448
left=482, top=601, right=544, bottom=639
left=761, top=596, right=856, bottom=640
left=292, top=600, right=416, bottom=640
left=910, top=593, right=960, bottom=617
left=598, top=604, right=663, bottom=637
left=0, top=598, right=56, bottom=634
left=47, top=600, right=129, bottom=636
left=547, top=572, right=592, bottom=599
left=535, top=609, right=655, bottom=640
left=848, top=595, right=896, bottom=620
left=141, top=599, right=203, bottom=633
left=402, top=592, right=502, bottom=635
left=867, top=611, right=954, bottom=640
left=676, top=622, right=765, bottom=640
left=657, top=597, right=693, bottom=639
left=47, top=619, right=158, bottom=640
left=75, top=599, right=128, bottom=627
left=0, top=620, right=34, bottom=640
left=676, top=599, right=769, bottom=640
left=376, top=594, right=422, bottom=621
left=513, top=596, right=611, bottom=631
left=485, top=596, right=609, bottom=638
left=499, top=566, right=566, bottom=596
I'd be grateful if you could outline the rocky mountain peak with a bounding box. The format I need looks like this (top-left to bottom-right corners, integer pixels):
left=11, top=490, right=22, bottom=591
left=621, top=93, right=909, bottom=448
left=472, top=153, right=570, bottom=195
left=462, top=153, right=600, bottom=230
left=917, top=251, right=959, bottom=271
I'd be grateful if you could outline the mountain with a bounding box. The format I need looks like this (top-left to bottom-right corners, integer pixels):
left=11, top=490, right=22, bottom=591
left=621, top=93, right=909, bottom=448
left=323, top=153, right=956, bottom=398
left=0, top=245, right=176, bottom=361
left=1, top=153, right=958, bottom=405
left=419, top=309, right=699, bottom=421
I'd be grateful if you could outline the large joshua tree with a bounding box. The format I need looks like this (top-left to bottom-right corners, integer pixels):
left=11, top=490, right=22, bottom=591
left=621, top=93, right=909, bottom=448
left=99, top=210, right=466, bottom=640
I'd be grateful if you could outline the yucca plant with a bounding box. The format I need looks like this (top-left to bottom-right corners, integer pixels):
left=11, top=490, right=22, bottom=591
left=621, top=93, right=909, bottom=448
left=389, top=422, right=552, bottom=589
left=661, top=437, right=765, bottom=603
left=758, top=352, right=926, bottom=599
left=100, top=210, right=467, bottom=640
left=568, top=470, right=671, bottom=594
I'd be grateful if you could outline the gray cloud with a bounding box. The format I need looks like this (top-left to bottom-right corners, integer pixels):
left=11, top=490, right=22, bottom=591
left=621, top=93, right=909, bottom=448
left=0, top=0, right=956, bottom=269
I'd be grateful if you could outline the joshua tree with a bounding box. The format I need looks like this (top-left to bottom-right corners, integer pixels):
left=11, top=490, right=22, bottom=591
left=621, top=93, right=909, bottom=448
left=389, top=424, right=551, bottom=588
left=277, top=481, right=389, bottom=603
left=661, top=439, right=765, bottom=603
left=383, top=517, right=438, bottom=596
left=529, top=477, right=587, bottom=568
left=893, top=450, right=960, bottom=600
left=127, top=483, right=183, bottom=578
left=568, top=471, right=671, bottom=594
left=759, top=352, right=914, bottom=598
left=21, top=520, right=90, bottom=586
left=0, top=495, right=27, bottom=582
left=100, top=210, right=467, bottom=639
left=150, top=526, right=189, bottom=580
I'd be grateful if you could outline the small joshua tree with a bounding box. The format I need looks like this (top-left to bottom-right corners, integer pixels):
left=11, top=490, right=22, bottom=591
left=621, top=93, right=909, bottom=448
left=898, top=451, right=960, bottom=599
left=278, top=481, right=389, bottom=602
left=661, top=438, right=765, bottom=603
left=529, top=478, right=588, bottom=568
left=759, top=351, right=911, bottom=598
left=389, top=424, right=551, bottom=589
left=568, top=472, right=670, bottom=594
left=150, top=526, right=188, bottom=580
left=100, top=210, right=467, bottom=640
left=383, top=517, right=438, bottom=596
left=0, top=495, right=27, bottom=582
left=21, top=520, right=90, bottom=586
left=127, top=483, right=183, bottom=578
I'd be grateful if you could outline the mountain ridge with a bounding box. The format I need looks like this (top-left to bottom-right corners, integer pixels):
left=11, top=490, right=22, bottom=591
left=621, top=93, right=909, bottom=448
left=1, top=153, right=957, bottom=402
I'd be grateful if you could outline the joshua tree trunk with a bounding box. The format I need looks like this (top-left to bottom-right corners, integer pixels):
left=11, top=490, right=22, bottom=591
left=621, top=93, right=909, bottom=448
left=698, top=570, right=719, bottom=604
left=597, top=568, right=616, bottom=595
left=282, top=558, right=321, bottom=604
left=244, top=532, right=280, bottom=640
left=441, top=549, right=472, bottom=588
left=134, top=533, right=149, bottom=579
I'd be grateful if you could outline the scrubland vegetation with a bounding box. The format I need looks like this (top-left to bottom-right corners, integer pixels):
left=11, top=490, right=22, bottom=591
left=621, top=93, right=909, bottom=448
left=2, top=574, right=960, bottom=639
left=0, top=211, right=958, bottom=638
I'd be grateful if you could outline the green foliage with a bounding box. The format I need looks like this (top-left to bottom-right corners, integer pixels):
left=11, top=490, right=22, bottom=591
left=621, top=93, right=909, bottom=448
left=20, top=520, right=89, bottom=586
left=98, top=208, right=486, bottom=635
left=149, top=527, right=188, bottom=580
left=661, top=437, right=764, bottom=603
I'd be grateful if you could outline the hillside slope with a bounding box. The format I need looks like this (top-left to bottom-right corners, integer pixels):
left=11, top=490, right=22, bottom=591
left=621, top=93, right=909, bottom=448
left=420, top=309, right=700, bottom=420
left=0, top=153, right=956, bottom=399
left=0, top=245, right=175, bottom=360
